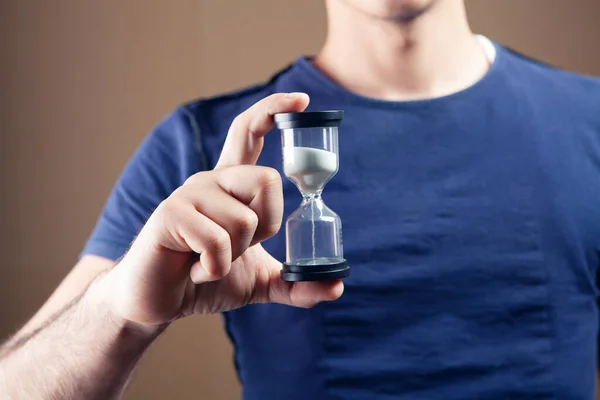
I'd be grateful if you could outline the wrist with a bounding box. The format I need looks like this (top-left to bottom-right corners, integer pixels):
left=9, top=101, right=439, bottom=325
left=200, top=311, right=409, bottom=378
left=83, top=271, right=168, bottom=341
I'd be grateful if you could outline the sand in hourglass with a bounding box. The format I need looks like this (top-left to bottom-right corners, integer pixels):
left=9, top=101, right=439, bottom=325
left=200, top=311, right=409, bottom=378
left=283, top=147, right=337, bottom=193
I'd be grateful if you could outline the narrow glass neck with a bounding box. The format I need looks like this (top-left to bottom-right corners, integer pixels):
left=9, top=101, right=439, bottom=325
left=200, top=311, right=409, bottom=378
left=301, top=191, right=323, bottom=201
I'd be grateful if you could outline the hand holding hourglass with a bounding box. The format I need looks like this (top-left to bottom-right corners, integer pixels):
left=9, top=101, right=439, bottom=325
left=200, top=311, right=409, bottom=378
left=95, top=93, right=343, bottom=329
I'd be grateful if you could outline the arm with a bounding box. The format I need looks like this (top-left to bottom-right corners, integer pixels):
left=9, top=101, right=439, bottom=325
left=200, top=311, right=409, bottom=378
left=0, top=93, right=343, bottom=399
left=9, top=105, right=200, bottom=340
left=0, top=273, right=161, bottom=400
left=10, top=256, right=115, bottom=342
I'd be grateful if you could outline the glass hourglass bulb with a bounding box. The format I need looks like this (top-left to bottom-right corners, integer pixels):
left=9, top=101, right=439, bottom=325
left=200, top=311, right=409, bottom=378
left=274, top=111, right=350, bottom=282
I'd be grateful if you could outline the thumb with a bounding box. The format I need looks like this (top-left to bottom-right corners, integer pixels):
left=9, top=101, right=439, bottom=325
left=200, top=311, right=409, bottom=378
left=254, top=247, right=344, bottom=308
left=216, top=92, right=310, bottom=168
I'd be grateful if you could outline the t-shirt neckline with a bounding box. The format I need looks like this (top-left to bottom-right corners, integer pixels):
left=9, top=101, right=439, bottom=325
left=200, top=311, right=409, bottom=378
left=293, top=35, right=504, bottom=110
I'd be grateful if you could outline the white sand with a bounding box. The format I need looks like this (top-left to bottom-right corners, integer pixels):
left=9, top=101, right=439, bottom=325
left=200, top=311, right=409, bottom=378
left=283, top=147, right=337, bottom=193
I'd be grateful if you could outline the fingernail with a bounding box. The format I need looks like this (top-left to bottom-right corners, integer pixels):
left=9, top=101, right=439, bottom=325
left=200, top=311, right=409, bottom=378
left=285, top=92, right=309, bottom=100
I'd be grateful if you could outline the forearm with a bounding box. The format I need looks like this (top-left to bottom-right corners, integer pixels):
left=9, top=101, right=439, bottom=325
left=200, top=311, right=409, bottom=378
left=0, top=275, right=164, bottom=400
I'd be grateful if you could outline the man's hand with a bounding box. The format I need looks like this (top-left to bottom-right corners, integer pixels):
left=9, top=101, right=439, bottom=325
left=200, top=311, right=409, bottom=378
left=0, top=93, right=344, bottom=400
left=0, top=94, right=343, bottom=400
left=97, top=92, right=344, bottom=328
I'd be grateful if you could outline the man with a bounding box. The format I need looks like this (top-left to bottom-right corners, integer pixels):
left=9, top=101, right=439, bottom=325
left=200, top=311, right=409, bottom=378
left=1, top=0, right=599, bottom=398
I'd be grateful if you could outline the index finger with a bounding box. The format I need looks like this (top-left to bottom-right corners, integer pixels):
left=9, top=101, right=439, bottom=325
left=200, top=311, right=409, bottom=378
left=215, top=92, right=310, bottom=168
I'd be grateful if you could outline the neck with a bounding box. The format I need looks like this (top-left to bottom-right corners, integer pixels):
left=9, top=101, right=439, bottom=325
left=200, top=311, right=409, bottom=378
left=315, top=1, right=490, bottom=101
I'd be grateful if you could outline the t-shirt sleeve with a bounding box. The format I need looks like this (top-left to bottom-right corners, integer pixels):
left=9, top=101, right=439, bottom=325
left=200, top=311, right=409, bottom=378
left=81, top=106, right=208, bottom=261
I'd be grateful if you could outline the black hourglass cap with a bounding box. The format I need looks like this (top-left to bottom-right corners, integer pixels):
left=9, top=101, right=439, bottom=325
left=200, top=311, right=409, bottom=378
left=281, top=261, right=350, bottom=282
left=274, top=110, right=344, bottom=129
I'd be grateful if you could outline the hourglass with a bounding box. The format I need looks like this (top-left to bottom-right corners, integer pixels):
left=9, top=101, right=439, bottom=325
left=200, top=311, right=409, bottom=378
left=274, top=110, right=350, bottom=282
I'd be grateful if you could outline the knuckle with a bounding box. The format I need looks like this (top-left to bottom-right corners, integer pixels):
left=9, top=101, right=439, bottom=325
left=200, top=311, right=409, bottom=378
left=264, top=221, right=282, bottom=238
left=236, top=209, right=259, bottom=234
left=183, top=175, right=196, bottom=186
left=229, top=114, right=245, bottom=133
left=264, top=93, right=286, bottom=108
left=183, top=171, right=208, bottom=187
left=156, top=197, right=182, bottom=220
left=206, top=229, right=231, bottom=254
left=258, top=167, right=282, bottom=189
left=153, top=197, right=187, bottom=232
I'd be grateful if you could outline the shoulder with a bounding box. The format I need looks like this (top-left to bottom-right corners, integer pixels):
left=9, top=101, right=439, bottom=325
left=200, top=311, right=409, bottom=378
left=181, top=63, right=295, bottom=138
left=147, top=63, right=294, bottom=170
left=498, top=45, right=600, bottom=133
left=500, top=45, right=600, bottom=103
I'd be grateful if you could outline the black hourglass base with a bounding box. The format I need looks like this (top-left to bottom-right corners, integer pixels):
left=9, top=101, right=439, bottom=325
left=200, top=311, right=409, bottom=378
left=281, top=260, right=350, bottom=282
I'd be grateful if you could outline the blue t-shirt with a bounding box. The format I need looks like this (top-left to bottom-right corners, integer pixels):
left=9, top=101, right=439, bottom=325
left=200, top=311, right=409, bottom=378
left=83, top=41, right=600, bottom=399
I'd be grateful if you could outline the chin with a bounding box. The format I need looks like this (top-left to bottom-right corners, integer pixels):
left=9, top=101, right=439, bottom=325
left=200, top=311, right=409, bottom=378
left=341, top=0, right=438, bottom=21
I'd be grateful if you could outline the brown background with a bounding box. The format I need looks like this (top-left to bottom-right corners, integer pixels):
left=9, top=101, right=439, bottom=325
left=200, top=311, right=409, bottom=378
left=1, top=1, right=599, bottom=399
